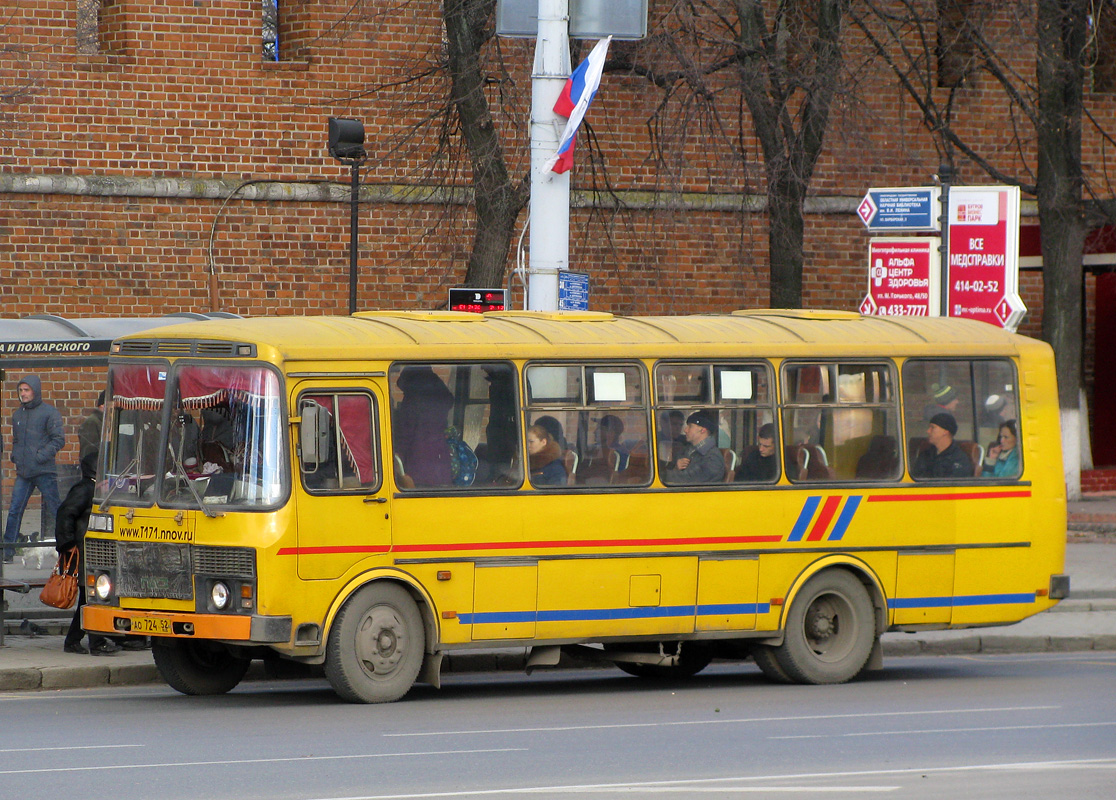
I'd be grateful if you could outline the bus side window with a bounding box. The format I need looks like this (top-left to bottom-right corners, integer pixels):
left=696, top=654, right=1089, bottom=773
left=299, top=393, right=379, bottom=493
left=390, top=362, right=520, bottom=490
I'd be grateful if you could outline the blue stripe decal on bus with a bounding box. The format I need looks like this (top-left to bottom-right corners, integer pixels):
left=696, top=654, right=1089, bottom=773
left=788, top=496, right=822, bottom=542
left=827, top=495, right=862, bottom=541
left=888, top=592, right=1036, bottom=610
left=458, top=602, right=773, bottom=625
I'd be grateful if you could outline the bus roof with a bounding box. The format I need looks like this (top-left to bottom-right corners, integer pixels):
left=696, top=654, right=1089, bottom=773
left=110, top=310, right=1042, bottom=363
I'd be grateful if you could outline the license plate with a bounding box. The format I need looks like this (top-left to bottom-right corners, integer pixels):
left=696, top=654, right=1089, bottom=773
left=130, top=617, right=173, bottom=635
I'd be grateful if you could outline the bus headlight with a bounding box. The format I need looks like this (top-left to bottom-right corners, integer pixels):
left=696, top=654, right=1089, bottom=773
left=210, top=581, right=231, bottom=611
left=94, top=573, right=113, bottom=600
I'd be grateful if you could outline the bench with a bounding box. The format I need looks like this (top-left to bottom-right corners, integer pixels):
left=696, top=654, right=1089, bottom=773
left=1, top=577, right=48, bottom=594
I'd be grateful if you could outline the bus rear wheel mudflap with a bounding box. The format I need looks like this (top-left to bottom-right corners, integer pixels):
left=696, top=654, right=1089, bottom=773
left=324, top=582, right=425, bottom=704
left=152, top=639, right=251, bottom=696
left=773, top=569, right=877, bottom=684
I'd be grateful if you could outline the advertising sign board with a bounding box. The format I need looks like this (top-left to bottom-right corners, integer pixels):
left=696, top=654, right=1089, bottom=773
left=857, top=187, right=940, bottom=232
left=859, top=238, right=940, bottom=317
left=945, top=186, right=1026, bottom=330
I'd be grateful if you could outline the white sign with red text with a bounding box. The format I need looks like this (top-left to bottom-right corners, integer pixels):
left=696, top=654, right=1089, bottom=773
left=945, top=186, right=1026, bottom=330
left=859, top=237, right=940, bottom=317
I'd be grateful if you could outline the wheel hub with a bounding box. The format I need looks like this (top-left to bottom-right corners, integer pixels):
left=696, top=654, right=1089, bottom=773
left=355, top=605, right=409, bottom=676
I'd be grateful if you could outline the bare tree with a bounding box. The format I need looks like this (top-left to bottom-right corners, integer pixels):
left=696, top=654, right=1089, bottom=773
left=850, top=0, right=1113, bottom=495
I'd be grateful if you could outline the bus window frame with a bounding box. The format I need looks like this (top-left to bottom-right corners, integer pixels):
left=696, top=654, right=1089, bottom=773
left=158, top=359, right=290, bottom=513
left=296, top=388, right=382, bottom=496
left=779, top=358, right=901, bottom=484
left=901, top=356, right=1022, bottom=482
left=99, top=358, right=174, bottom=509
left=524, top=359, right=653, bottom=490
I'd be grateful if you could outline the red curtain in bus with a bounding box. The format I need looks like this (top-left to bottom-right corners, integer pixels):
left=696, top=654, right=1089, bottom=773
left=307, top=395, right=376, bottom=483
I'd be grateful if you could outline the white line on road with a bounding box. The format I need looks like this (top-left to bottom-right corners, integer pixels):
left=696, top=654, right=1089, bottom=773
left=772, top=720, right=1116, bottom=739
left=381, top=705, right=1057, bottom=737
left=297, top=758, right=1116, bottom=799
left=0, top=748, right=526, bottom=776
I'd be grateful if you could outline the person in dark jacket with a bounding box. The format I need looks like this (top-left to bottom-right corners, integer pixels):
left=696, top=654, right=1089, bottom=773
left=55, top=450, right=120, bottom=655
left=4, top=376, right=65, bottom=563
left=911, top=412, right=973, bottom=479
left=527, top=424, right=568, bottom=486
left=392, top=367, right=455, bottom=487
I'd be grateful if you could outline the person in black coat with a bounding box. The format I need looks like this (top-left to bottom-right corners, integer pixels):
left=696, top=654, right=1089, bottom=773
left=56, top=450, right=120, bottom=655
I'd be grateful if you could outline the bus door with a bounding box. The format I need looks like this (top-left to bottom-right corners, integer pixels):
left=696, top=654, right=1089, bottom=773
left=293, top=383, right=389, bottom=581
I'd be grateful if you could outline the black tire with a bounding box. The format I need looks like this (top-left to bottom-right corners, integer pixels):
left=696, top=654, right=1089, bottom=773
left=152, top=639, right=251, bottom=696
left=774, top=569, right=876, bottom=685
left=750, top=644, right=794, bottom=684
left=324, top=582, right=425, bottom=704
left=609, top=642, right=712, bottom=679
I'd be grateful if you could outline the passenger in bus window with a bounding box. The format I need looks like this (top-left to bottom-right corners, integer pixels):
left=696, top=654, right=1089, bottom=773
left=534, top=415, right=567, bottom=451
left=526, top=424, right=567, bottom=487
left=982, top=420, right=1021, bottom=478
left=663, top=411, right=725, bottom=484
left=911, top=413, right=973, bottom=479
left=735, top=422, right=778, bottom=482
left=393, top=366, right=454, bottom=487
left=923, top=383, right=959, bottom=421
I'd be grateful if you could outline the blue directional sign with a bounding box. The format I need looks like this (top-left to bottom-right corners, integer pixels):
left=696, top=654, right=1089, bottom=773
left=558, top=271, right=590, bottom=311
left=857, top=187, right=941, bottom=232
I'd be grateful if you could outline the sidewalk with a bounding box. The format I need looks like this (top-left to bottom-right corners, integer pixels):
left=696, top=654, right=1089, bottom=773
left=3, top=511, right=1116, bottom=693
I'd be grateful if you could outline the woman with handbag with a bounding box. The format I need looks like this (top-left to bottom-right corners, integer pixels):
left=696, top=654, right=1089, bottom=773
left=54, top=449, right=121, bottom=656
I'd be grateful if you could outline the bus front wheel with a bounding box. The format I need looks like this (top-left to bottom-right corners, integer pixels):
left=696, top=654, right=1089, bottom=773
left=152, top=639, right=251, bottom=696
left=325, top=582, right=425, bottom=704
left=774, top=569, right=875, bottom=685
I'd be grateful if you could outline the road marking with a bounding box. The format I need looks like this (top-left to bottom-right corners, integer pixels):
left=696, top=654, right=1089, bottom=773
left=773, top=720, right=1116, bottom=739
left=0, top=745, right=144, bottom=754
left=381, top=705, right=1057, bottom=737
left=299, top=758, right=1116, bottom=799
left=0, top=748, right=525, bottom=776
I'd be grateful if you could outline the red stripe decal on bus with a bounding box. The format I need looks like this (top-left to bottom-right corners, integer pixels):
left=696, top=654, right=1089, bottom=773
left=806, top=495, right=842, bottom=541
left=866, top=491, right=1031, bottom=502
left=276, top=546, right=392, bottom=556
left=278, top=535, right=785, bottom=557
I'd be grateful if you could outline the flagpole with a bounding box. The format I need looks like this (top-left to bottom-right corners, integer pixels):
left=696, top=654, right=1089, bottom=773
left=527, top=0, right=571, bottom=311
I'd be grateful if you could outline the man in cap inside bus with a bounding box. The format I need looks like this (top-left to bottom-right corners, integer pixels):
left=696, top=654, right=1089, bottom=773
left=663, top=410, right=725, bottom=485
left=911, top=412, right=973, bottom=479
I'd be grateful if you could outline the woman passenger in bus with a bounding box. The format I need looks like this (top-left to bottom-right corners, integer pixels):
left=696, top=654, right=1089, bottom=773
left=982, top=419, right=1021, bottom=478
left=526, top=424, right=567, bottom=486
left=392, top=366, right=455, bottom=486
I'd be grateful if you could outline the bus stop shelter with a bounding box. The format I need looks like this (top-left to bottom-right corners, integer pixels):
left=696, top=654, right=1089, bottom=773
left=0, top=313, right=238, bottom=645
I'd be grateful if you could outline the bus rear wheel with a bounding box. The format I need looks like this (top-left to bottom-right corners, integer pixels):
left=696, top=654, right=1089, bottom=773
left=152, top=639, right=251, bottom=696
left=750, top=644, right=793, bottom=684
left=774, top=569, right=876, bottom=685
left=324, top=582, right=425, bottom=704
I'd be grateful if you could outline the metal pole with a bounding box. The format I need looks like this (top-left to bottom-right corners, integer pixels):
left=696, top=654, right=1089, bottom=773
left=527, top=0, right=571, bottom=311
left=937, top=163, right=952, bottom=318
left=348, top=161, right=359, bottom=315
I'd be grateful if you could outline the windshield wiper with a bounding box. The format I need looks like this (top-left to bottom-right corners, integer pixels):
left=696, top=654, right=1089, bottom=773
left=98, top=455, right=138, bottom=512
left=166, top=443, right=218, bottom=518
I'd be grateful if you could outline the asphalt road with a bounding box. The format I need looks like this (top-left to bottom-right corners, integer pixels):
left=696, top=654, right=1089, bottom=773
left=3, top=653, right=1115, bottom=799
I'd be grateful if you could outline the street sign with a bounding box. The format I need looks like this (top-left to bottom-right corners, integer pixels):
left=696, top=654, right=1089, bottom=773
left=448, top=288, right=507, bottom=313
left=945, top=186, right=1026, bottom=330
left=558, top=271, right=589, bottom=311
left=497, top=0, right=648, bottom=39
left=858, top=187, right=941, bottom=232
left=859, top=238, right=940, bottom=317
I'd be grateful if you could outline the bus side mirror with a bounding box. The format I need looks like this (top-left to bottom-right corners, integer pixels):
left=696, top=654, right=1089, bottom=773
left=299, top=402, right=331, bottom=466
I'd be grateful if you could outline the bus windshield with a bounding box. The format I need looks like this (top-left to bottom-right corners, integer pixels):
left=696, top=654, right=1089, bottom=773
left=98, top=363, right=285, bottom=511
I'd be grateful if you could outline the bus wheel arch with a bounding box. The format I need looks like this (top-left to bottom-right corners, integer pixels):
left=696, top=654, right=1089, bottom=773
left=323, top=580, right=428, bottom=703
left=773, top=566, right=879, bottom=685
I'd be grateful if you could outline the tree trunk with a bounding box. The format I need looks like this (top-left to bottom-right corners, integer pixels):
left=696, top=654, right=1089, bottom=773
left=1036, top=0, right=1089, bottom=497
left=768, top=172, right=806, bottom=308
left=443, top=0, right=529, bottom=289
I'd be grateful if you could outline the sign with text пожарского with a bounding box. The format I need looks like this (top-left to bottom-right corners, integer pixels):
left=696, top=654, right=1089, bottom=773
left=859, top=237, right=940, bottom=317
left=857, top=187, right=941, bottom=232
left=945, top=186, right=1026, bottom=331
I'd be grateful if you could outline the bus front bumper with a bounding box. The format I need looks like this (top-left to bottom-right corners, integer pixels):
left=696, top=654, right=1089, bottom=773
left=82, top=605, right=292, bottom=643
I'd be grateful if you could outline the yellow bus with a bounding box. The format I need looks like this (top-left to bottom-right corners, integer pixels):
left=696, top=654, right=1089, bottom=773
left=81, top=309, right=1068, bottom=702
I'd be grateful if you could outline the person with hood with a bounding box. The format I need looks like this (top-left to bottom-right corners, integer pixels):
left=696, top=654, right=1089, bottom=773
left=4, top=376, right=65, bottom=563
left=526, top=424, right=568, bottom=486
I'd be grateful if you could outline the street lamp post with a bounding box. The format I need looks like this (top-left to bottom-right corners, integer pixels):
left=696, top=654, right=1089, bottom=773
left=328, top=117, right=367, bottom=315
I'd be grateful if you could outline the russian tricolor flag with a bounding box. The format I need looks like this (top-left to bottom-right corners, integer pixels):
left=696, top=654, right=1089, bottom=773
left=549, top=36, right=612, bottom=175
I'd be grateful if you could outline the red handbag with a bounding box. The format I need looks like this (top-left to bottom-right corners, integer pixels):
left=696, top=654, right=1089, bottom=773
left=39, top=549, right=79, bottom=610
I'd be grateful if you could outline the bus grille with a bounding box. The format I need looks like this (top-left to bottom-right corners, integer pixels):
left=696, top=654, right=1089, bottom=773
left=194, top=546, right=255, bottom=578
left=84, top=537, right=117, bottom=569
